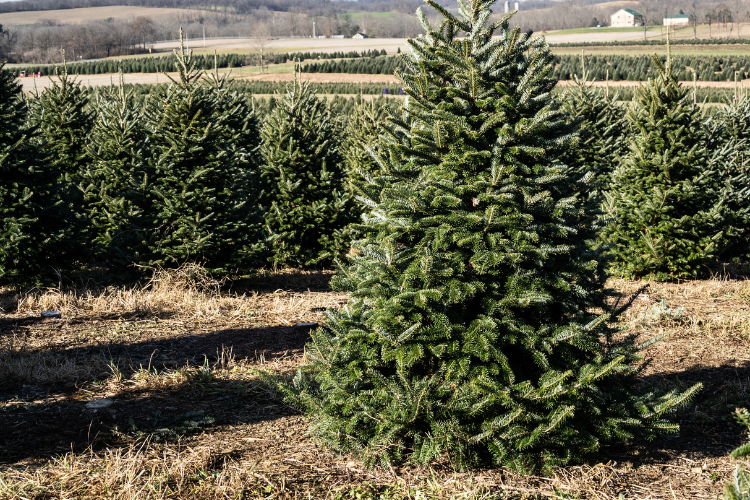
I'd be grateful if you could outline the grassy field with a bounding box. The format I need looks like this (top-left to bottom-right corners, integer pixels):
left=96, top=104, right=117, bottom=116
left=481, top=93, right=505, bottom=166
left=0, top=6, right=217, bottom=26
left=548, top=25, right=664, bottom=35
left=0, top=266, right=748, bottom=499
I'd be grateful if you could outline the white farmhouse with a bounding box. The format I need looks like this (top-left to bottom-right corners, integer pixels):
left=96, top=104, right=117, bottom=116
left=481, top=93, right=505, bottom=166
left=610, top=9, right=644, bottom=27
left=352, top=33, right=369, bottom=39
left=663, top=14, right=691, bottom=26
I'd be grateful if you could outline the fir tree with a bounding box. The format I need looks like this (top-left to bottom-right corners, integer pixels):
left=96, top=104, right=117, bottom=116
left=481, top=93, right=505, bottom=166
left=710, top=97, right=750, bottom=262
left=26, top=57, right=92, bottom=264
left=559, top=68, right=627, bottom=197
left=342, top=98, right=388, bottom=204
left=28, top=56, right=92, bottom=196
left=259, top=71, right=355, bottom=268
left=142, top=32, right=263, bottom=272
left=725, top=408, right=750, bottom=500
left=0, top=63, right=66, bottom=282
left=602, top=51, right=732, bottom=280
left=289, top=0, right=701, bottom=473
left=81, top=78, right=152, bottom=270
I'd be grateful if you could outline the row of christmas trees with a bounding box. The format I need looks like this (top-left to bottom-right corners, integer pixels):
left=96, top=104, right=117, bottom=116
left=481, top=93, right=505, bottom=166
left=300, top=52, right=750, bottom=83
left=0, top=41, right=373, bottom=282
left=2, top=34, right=750, bottom=284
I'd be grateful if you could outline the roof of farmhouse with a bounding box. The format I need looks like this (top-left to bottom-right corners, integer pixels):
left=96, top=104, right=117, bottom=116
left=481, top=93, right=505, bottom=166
left=664, top=14, right=691, bottom=18
left=622, top=9, right=642, bottom=16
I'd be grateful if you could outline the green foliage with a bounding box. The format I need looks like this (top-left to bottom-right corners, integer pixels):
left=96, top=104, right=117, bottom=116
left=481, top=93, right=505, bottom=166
left=342, top=99, right=390, bottom=203
left=710, top=97, right=750, bottom=262
left=0, top=63, right=66, bottom=283
left=28, top=58, right=92, bottom=190
left=602, top=54, right=735, bottom=280
left=558, top=69, right=627, bottom=203
left=141, top=34, right=263, bottom=272
left=725, top=408, right=750, bottom=500
left=26, top=57, right=93, bottom=265
left=290, top=0, right=701, bottom=473
left=259, top=74, right=356, bottom=268
left=81, top=80, right=153, bottom=270
left=7, top=50, right=389, bottom=77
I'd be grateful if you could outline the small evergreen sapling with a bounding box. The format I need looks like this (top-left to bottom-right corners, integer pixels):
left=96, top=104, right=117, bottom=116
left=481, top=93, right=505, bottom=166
left=290, top=0, right=701, bottom=473
left=259, top=71, right=355, bottom=268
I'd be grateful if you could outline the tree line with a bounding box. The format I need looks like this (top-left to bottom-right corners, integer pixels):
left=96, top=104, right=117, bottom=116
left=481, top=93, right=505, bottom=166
left=6, top=49, right=389, bottom=76
left=298, top=53, right=750, bottom=84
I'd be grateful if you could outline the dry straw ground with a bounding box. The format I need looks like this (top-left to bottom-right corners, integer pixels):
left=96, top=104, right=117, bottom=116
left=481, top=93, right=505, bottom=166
left=0, top=265, right=748, bottom=499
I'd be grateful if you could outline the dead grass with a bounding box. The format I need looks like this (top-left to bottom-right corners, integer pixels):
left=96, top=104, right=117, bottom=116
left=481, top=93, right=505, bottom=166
left=3, top=264, right=345, bottom=324
left=0, top=270, right=748, bottom=499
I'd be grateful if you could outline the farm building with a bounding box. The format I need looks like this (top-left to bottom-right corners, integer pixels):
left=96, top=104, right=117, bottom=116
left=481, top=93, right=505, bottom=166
left=663, top=14, right=692, bottom=26
left=352, top=33, right=369, bottom=39
left=610, top=9, right=644, bottom=27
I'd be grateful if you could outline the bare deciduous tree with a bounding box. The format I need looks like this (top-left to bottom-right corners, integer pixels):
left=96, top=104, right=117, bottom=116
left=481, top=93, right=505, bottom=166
left=249, top=22, right=271, bottom=74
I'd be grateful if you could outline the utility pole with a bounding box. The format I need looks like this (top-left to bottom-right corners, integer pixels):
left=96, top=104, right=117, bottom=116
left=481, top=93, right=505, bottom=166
left=203, top=26, right=206, bottom=48
left=313, top=19, right=316, bottom=38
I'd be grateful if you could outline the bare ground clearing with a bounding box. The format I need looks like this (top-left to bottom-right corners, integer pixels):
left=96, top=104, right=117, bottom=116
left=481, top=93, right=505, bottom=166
left=0, top=268, right=748, bottom=499
left=17, top=70, right=744, bottom=92
left=0, top=6, right=217, bottom=26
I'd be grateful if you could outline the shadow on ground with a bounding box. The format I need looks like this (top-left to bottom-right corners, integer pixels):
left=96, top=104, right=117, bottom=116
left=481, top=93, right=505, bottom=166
left=0, top=323, right=312, bottom=465
left=0, top=319, right=747, bottom=469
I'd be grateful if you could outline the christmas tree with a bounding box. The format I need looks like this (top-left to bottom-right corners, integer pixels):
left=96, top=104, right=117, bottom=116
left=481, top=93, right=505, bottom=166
left=0, top=63, right=67, bottom=282
left=559, top=67, right=627, bottom=201
left=142, top=32, right=262, bottom=272
left=602, top=50, right=732, bottom=280
left=27, top=56, right=92, bottom=264
left=342, top=97, right=389, bottom=203
left=709, top=97, right=750, bottom=263
left=259, top=70, right=355, bottom=268
left=290, top=0, right=700, bottom=473
left=81, top=77, right=153, bottom=270
left=725, top=408, right=750, bottom=500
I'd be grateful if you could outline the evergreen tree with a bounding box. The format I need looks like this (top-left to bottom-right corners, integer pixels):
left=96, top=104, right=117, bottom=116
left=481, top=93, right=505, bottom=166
left=710, top=97, right=750, bottom=262
left=289, top=0, right=700, bottom=473
left=725, top=408, right=750, bottom=500
left=142, top=32, right=263, bottom=272
left=0, top=63, right=66, bottom=282
left=559, top=70, right=627, bottom=192
left=259, top=72, right=355, bottom=268
left=81, top=79, right=153, bottom=270
left=342, top=98, right=388, bottom=204
left=28, top=57, right=92, bottom=197
left=26, top=58, right=92, bottom=265
left=602, top=52, right=732, bottom=280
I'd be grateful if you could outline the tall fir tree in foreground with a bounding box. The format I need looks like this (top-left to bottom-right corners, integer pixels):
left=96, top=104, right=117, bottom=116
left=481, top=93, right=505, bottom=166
left=602, top=51, right=733, bottom=280
left=0, top=64, right=66, bottom=282
left=143, top=32, right=262, bottom=272
left=290, top=0, right=700, bottom=473
left=81, top=79, right=153, bottom=270
left=259, top=72, right=355, bottom=268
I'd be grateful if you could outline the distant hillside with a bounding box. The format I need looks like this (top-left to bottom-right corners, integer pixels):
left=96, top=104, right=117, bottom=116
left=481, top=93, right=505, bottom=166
left=0, top=0, right=427, bottom=15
